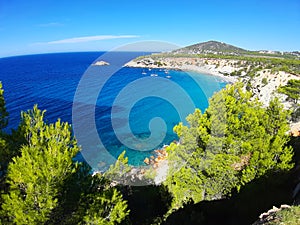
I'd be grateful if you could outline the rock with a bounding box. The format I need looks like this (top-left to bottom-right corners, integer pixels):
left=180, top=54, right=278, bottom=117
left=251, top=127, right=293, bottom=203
left=268, top=206, right=279, bottom=214
left=137, top=173, right=143, bottom=180
left=254, top=204, right=292, bottom=224
left=259, top=212, right=269, bottom=219
left=280, top=204, right=291, bottom=209
left=93, top=60, right=110, bottom=66
left=144, top=157, right=150, bottom=165
left=92, top=171, right=101, bottom=177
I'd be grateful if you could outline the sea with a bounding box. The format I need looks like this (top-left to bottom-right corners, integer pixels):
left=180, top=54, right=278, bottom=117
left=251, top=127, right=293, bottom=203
left=0, top=52, right=227, bottom=169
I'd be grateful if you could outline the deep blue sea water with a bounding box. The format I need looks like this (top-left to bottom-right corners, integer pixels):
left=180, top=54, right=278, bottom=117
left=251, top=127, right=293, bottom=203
left=0, top=52, right=226, bottom=168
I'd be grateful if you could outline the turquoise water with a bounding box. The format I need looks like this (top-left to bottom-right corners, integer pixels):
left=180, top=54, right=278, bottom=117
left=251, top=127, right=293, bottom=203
left=0, top=52, right=227, bottom=169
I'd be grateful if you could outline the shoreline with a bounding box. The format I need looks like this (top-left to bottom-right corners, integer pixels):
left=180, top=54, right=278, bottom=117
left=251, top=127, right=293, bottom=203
left=125, top=62, right=238, bottom=83
left=172, top=67, right=237, bottom=83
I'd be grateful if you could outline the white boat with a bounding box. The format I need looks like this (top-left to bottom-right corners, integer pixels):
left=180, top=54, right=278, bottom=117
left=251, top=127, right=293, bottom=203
left=150, top=73, right=158, bottom=77
left=166, top=75, right=171, bottom=78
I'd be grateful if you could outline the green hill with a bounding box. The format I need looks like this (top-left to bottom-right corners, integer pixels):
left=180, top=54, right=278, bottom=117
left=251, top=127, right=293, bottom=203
left=173, top=40, right=248, bottom=55
left=171, top=40, right=299, bottom=59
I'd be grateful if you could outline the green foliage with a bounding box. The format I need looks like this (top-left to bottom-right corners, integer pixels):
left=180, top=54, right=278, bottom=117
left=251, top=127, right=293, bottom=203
left=165, top=83, right=293, bottom=209
left=246, top=81, right=252, bottom=91
left=0, top=105, right=129, bottom=225
left=1, top=105, right=80, bottom=224
left=191, top=53, right=300, bottom=74
left=71, top=174, right=129, bottom=225
left=274, top=205, right=300, bottom=225
left=154, top=61, right=164, bottom=67
left=104, top=151, right=132, bottom=185
left=278, top=79, right=300, bottom=104
left=256, top=206, right=300, bottom=225
left=194, top=53, right=300, bottom=71
left=230, top=69, right=242, bottom=76
left=262, top=77, right=268, bottom=85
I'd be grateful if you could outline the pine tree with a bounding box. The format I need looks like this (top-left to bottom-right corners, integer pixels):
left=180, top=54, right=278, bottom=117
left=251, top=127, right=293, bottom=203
left=1, top=105, right=80, bottom=224
left=278, top=79, right=300, bottom=104
left=104, top=151, right=132, bottom=185
left=165, top=82, right=294, bottom=209
left=278, top=79, right=300, bottom=122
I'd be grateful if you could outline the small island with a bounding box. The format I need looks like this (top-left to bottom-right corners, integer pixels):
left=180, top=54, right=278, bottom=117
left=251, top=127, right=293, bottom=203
left=92, top=60, right=110, bottom=66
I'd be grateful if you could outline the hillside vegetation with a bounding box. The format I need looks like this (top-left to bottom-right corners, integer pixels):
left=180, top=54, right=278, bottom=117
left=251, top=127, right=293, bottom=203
left=172, top=40, right=300, bottom=60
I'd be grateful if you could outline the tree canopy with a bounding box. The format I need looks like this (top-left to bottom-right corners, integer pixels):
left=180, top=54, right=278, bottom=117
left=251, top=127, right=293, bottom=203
left=165, top=82, right=294, bottom=209
left=279, top=79, right=300, bottom=104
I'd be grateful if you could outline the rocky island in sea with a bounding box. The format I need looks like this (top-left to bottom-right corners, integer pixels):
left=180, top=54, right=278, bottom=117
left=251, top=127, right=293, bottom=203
left=92, top=60, right=110, bottom=66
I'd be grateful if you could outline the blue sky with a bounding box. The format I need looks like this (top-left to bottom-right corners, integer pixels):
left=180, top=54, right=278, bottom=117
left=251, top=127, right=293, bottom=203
left=0, top=0, right=299, bottom=57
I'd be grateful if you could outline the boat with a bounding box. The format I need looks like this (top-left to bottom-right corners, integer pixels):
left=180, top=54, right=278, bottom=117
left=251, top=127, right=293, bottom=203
left=164, top=69, right=169, bottom=74
left=166, top=75, right=171, bottom=79
left=150, top=73, right=158, bottom=77
left=142, top=69, right=147, bottom=75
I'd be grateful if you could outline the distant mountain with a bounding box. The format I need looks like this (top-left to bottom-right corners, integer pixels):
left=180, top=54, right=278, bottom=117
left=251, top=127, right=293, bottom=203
left=171, top=40, right=299, bottom=59
left=172, top=40, right=248, bottom=55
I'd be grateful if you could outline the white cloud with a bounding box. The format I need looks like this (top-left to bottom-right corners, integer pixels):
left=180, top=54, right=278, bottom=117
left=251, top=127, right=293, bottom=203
left=33, top=35, right=140, bottom=45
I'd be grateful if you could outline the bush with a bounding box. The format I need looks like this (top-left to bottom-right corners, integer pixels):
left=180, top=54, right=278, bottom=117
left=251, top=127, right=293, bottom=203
left=262, top=78, right=268, bottom=85
left=291, top=107, right=300, bottom=122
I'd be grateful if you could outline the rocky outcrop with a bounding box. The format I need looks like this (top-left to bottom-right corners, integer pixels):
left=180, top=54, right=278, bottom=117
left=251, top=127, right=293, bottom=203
left=92, top=60, right=110, bottom=66
left=252, top=205, right=291, bottom=225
